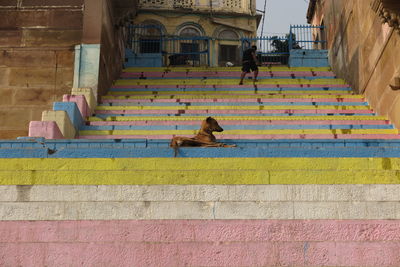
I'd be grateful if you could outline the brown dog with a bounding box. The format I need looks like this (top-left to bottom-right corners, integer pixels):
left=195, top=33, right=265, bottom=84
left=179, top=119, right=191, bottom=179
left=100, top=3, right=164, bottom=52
left=170, top=117, right=236, bottom=156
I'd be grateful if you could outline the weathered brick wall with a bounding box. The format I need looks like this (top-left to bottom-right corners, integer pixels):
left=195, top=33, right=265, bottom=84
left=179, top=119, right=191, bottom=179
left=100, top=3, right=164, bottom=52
left=0, top=0, right=84, bottom=139
left=309, top=0, right=400, bottom=128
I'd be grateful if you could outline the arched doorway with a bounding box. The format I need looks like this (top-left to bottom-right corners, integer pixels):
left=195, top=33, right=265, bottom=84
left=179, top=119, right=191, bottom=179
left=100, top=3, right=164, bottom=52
left=217, top=29, right=240, bottom=66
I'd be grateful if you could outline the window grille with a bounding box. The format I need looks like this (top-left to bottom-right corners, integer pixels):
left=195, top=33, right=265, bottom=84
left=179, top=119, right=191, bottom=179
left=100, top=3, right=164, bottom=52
left=222, top=0, right=241, bottom=9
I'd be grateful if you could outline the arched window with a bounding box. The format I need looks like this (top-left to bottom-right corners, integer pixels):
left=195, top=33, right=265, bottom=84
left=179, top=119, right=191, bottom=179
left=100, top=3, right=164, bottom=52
left=179, top=26, right=202, bottom=37
left=135, top=22, right=164, bottom=53
left=176, top=25, right=203, bottom=63
left=218, top=30, right=239, bottom=40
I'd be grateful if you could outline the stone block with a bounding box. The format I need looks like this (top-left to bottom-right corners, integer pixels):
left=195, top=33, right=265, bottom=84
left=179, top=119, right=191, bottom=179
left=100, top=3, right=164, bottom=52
left=21, top=0, right=84, bottom=7
left=71, top=87, right=96, bottom=115
left=368, top=185, right=400, bottom=201
left=29, top=121, right=64, bottom=139
left=365, top=202, right=397, bottom=219
left=0, top=88, right=12, bottom=105
left=63, top=202, right=150, bottom=220
left=42, top=110, right=75, bottom=139
left=49, top=10, right=83, bottom=29
left=227, top=185, right=291, bottom=201
left=53, top=102, right=83, bottom=130
left=22, top=29, right=82, bottom=47
left=0, top=202, right=64, bottom=220
left=0, top=130, right=28, bottom=139
left=293, top=202, right=338, bottom=219
left=56, top=67, right=74, bottom=90
left=9, top=68, right=55, bottom=87
left=336, top=201, right=367, bottom=219
left=215, top=201, right=293, bottom=219
left=63, top=94, right=89, bottom=118
left=148, top=201, right=214, bottom=219
left=0, top=30, right=22, bottom=47
left=0, top=186, right=17, bottom=201
left=0, top=0, right=17, bottom=7
left=1, top=50, right=56, bottom=68
left=13, top=89, right=55, bottom=105
left=16, top=10, right=49, bottom=28
left=0, top=11, right=17, bottom=28
left=0, top=108, right=31, bottom=129
left=56, top=50, right=74, bottom=68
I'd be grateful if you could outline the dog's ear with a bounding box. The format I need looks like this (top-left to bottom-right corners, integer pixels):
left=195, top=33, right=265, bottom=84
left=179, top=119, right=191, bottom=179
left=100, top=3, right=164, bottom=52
left=206, top=117, right=213, bottom=123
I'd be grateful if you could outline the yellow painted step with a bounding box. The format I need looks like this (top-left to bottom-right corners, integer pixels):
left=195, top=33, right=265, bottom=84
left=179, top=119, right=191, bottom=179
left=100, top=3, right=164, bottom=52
left=107, top=90, right=352, bottom=96
left=123, top=67, right=332, bottom=72
left=0, top=158, right=399, bottom=185
left=114, top=78, right=346, bottom=86
left=102, top=94, right=363, bottom=100
left=95, top=105, right=370, bottom=111
left=87, top=115, right=388, bottom=122
left=79, top=129, right=398, bottom=136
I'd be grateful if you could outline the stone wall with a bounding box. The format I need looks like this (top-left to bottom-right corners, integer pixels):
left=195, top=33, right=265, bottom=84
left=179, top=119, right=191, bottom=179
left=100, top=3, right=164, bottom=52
left=0, top=0, right=138, bottom=139
left=0, top=0, right=84, bottom=139
left=308, top=0, right=400, bottom=128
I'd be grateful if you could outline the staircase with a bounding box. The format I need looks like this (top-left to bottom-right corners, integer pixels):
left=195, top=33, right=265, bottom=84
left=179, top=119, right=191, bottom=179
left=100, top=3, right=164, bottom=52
left=1, top=64, right=400, bottom=266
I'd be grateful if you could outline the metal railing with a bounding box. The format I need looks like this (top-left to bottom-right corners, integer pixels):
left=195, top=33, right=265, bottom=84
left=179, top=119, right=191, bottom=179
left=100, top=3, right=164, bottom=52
left=289, top=25, right=327, bottom=50
left=127, top=24, right=327, bottom=67
left=242, top=35, right=290, bottom=65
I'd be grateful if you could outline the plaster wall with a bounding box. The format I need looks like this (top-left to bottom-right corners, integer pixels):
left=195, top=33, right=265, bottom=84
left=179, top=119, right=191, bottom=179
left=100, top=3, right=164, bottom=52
left=310, top=0, right=400, bottom=128
left=135, top=12, right=257, bottom=38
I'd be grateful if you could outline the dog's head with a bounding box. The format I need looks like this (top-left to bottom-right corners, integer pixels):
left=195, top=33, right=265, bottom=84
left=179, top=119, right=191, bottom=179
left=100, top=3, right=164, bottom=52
left=203, top=117, right=223, bottom=132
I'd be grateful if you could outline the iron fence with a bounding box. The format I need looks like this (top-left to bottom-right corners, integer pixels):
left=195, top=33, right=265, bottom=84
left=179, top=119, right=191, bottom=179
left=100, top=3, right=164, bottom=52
left=241, top=35, right=290, bottom=65
left=127, top=24, right=326, bottom=67
left=289, top=25, right=327, bottom=50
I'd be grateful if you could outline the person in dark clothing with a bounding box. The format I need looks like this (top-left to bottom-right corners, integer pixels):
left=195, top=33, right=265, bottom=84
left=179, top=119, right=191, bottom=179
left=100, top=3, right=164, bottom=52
left=239, top=45, right=259, bottom=85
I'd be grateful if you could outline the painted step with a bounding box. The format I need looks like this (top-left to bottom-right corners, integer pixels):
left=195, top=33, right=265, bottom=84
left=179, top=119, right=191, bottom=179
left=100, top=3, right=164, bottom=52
left=112, top=84, right=350, bottom=89
left=1, top=220, right=399, bottom=266
left=88, top=119, right=391, bottom=126
left=123, top=66, right=333, bottom=72
left=1, top=158, right=400, bottom=185
left=101, top=97, right=365, bottom=104
left=81, top=124, right=394, bottom=131
left=108, top=86, right=352, bottom=92
left=6, top=144, right=400, bottom=158
left=89, top=115, right=389, bottom=122
left=113, top=78, right=347, bottom=86
left=120, top=71, right=336, bottom=79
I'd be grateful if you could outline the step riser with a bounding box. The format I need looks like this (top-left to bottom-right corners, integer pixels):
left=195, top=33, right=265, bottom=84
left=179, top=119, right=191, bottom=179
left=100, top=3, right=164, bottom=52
left=88, top=120, right=390, bottom=126
left=95, top=110, right=374, bottom=115
left=1, top=220, right=399, bottom=266
left=0, top=201, right=399, bottom=220
left=120, top=71, right=336, bottom=78
left=102, top=98, right=364, bottom=103
left=78, top=134, right=400, bottom=140
left=81, top=125, right=394, bottom=131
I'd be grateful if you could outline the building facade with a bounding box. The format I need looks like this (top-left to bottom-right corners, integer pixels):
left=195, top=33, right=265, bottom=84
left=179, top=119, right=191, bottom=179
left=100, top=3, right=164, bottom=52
left=132, top=0, right=261, bottom=66
left=307, top=0, right=400, bottom=128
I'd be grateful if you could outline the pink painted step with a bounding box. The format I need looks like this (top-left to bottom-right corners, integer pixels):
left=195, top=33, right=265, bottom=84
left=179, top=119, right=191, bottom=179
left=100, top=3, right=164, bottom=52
left=28, top=121, right=64, bottom=139
left=88, top=120, right=390, bottom=126
left=95, top=109, right=374, bottom=115
left=101, top=97, right=365, bottom=103
left=63, top=94, right=90, bottom=118
left=1, top=220, right=400, bottom=266
left=78, top=134, right=400, bottom=140
left=112, top=84, right=350, bottom=89
left=120, top=71, right=336, bottom=78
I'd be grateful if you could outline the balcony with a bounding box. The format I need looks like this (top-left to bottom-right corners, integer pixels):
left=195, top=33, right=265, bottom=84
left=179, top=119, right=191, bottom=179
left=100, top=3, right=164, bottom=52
left=138, top=0, right=255, bottom=15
